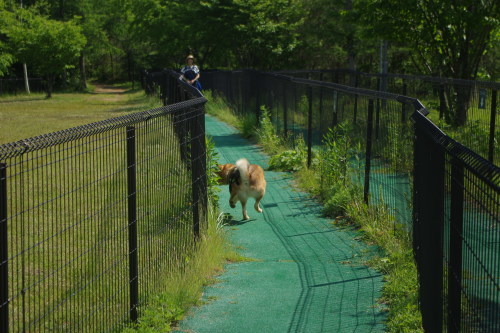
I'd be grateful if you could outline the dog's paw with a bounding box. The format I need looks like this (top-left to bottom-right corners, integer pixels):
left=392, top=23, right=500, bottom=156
left=229, top=201, right=236, bottom=208
left=255, top=204, right=263, bottom=213
left=243, top=214, right=250, bottom=220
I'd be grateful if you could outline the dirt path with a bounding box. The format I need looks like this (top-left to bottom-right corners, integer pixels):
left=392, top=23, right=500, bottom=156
left=91, top=84, right=128, bottom=103
left=92, top=84, right=128, bottom=94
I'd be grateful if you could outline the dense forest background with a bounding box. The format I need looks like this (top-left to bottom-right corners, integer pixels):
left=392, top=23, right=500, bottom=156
left=0, top=0, right=498, bottom=90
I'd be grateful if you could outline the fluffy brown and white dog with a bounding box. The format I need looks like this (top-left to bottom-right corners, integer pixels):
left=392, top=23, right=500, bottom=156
left=217, top=158, right=266, bottom=220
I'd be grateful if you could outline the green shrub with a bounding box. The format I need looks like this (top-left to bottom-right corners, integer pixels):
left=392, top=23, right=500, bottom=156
left=323, top=186, right=351, bottom=217
left=269, top=150, right=305, bottom=171
left=255, top=106, right=282, bottom=155
left=206, top=136, right=221, bottom=209
left=268, top=135, right=308, bottom=171
left=239, top=113, right=258, bottom=139
left=318, top=122, right=360, bottom=199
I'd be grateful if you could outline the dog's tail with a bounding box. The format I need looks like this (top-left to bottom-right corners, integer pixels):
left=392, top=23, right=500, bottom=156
left=235, top=158, right=250, bottom=186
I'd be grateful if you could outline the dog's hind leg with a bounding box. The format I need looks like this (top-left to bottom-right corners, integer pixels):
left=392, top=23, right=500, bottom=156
left=229, top=185, right=238, bottom=208
left=254, top=195, right=263, bottom=213
left=241, top=199, right=250, bottom=220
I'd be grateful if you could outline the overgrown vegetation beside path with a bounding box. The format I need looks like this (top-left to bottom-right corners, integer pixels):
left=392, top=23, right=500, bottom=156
left=205, top=91, right=424, bottom=332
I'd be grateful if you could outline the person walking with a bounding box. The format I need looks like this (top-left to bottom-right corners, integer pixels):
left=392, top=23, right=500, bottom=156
left=180, top=55, right=202, bottom=90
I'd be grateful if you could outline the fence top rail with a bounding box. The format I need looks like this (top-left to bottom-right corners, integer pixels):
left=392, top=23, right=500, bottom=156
left=274, top=69, right=500, bottom=89
left=0, top=96, right=207, bottom=160
left=147, top=69, right=205, bottom=99
left=412, top=110, right=500, bottom=191
left=261, top=71, right=426, bottom=111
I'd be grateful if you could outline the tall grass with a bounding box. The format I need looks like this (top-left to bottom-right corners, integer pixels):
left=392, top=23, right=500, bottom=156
left=121, top=210, right=243, bottom=332
left=204, top=91, right=258, bottom=139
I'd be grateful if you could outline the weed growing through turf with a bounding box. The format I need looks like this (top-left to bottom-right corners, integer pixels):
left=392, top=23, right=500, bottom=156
left=255, top=106, right=282, bottom=155
left=318, top=122, right=363, bottom=217
left=268, top=135, right=308, bottom=171
left=206, top=136, right=221, bottom=210
left=121, top=210, right=243, bottom=333
left=239, top=113, right=258, bottom=139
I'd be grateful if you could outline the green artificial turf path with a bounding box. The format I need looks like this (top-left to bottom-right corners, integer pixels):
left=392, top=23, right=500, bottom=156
left=175, top=115, right=387, bottom=332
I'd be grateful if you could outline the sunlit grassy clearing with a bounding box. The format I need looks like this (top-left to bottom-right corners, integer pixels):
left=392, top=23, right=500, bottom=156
left=0, top=82, right=160, bottom=144
left=6, top=110, right=201, bottom=331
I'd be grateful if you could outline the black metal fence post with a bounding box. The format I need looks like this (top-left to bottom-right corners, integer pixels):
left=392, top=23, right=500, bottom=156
left=448, top=158, right=464, bottom=333
left=191, top=109, right=206, bottom=240
left=332, top=90, right=339, bottom=128
left=0, top=163, right=8, bottom=333
left=255, top=72, right=261, bottom=121
left=488, top=90, right=497, bottom=162
left=375, top=78, right=381, bottom=139
left=364, top=100, right=374, bottom=203
left=319, top=73, right=324, bottom=135
left=401, top=83, right=407, bottom=122
left=353, top=75, right=359, bottom=123
left=126, top=126, right=138, bottom=322
left=307, top=86, right=313, bottom=168
left=283, top=80, right=288, bottom=139
left=412, top=116, right=445, bottom=333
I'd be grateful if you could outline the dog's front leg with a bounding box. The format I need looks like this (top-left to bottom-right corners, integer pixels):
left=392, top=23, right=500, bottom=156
left=229, top=183, right=238, bottom=208
left=241, top=199, right=250, bottom=220
left=229, top=193, right=238, bottom=209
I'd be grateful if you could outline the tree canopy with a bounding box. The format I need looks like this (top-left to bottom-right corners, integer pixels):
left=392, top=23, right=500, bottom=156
left=0, top=0, right=498, bottom=86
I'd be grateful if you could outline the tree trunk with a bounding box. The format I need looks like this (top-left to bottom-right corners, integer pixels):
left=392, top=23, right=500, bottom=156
left=345, top=0, right=356, bottom=73
left=454, top=84, right=471, bottom=126
left=110, top=53, right=114, bottom=81
left=23, top=63, right=30, bottom=94
left=79, top=53, right=87, bottom=90
left=46, top=74, right=54, bottom=98
left=379, top=40, right=389, bottom=92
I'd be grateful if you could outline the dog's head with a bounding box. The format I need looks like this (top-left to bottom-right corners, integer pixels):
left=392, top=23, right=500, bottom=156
left=216, top=163, right=236, bottom=184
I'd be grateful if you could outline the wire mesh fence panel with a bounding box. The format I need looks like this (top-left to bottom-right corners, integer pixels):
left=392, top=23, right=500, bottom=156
left=0, top=74, right=207, bottom=332
left=279, top=69, right=499, bottom=165
left=413, top=110, right=500, bottom=332
left=202, top=69, right=499, bottom=332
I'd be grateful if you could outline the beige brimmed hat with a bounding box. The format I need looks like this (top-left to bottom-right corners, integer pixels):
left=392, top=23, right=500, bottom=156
left=186, top=55, right=194, bottom=60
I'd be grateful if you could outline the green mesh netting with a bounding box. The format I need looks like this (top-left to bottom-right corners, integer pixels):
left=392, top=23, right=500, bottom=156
left=175, top=115, right=387, bottom=332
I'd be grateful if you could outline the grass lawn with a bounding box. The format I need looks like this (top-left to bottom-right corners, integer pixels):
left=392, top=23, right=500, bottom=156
left=0, top=82, right=160, bottom=144
left=1, top=84, right=239, bottom=331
